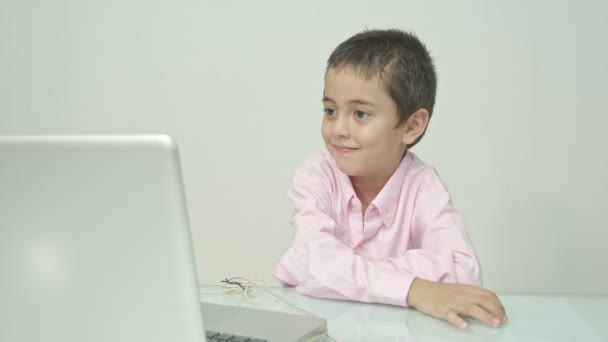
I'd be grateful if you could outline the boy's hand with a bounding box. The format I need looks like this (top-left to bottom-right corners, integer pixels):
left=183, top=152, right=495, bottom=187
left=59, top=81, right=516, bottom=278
left=406, top=278, right=508, bottom=330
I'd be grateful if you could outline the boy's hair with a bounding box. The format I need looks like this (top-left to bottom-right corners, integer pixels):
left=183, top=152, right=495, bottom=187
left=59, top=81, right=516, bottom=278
left=327, top=29, right=437, bottom=148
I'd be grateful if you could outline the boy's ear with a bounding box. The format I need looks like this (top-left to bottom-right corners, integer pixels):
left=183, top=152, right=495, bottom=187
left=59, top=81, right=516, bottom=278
left=401, top=108, right=430, bottom=145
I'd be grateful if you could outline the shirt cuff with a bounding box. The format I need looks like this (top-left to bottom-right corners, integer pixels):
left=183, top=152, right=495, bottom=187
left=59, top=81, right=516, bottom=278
left=370, top=270, right=415, bottom=307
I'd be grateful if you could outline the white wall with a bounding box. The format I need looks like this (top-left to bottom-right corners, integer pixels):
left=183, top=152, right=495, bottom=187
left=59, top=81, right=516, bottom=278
left=2, top=0, right=607, bottom=294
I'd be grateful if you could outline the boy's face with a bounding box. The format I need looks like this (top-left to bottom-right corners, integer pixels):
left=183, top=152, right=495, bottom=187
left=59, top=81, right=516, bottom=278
left=321, top=68, right=410, bottom=184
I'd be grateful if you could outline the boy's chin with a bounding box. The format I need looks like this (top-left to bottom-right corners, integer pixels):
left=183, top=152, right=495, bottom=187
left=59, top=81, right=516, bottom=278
left=334, top=161, right=364, bottom=177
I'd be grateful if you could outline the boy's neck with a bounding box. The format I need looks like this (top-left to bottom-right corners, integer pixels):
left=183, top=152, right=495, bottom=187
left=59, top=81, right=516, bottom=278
left=350, top=173, right=391, bottom=213
left=349, top=151, right=406, bottom=215
left=349, top=149, right=407, bottom=210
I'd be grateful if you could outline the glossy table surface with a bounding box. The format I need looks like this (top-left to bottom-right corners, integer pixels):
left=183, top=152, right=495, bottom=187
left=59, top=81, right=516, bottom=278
left=199, top=286, right=608, bottom=341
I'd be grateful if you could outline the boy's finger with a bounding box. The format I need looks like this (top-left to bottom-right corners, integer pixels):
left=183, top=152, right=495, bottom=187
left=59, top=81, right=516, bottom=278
left=462, top=293, right=506, bottom=320
left=466, top=305, right=503, bottom=327
left=486, top=292, right=507, bottom=314
left=467, top=287, right=506, bottom=314
left=472, top=293, right=507, bottom=319
left=445, top=309, right=468, bottom=330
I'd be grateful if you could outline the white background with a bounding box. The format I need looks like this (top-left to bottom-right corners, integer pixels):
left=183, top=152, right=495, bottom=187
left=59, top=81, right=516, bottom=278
left=2, top=0, right=607, bottom=293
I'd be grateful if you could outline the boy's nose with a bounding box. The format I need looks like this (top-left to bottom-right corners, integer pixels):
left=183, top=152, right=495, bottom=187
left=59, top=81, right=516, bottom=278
left=333, top=114, right=350, bottom=138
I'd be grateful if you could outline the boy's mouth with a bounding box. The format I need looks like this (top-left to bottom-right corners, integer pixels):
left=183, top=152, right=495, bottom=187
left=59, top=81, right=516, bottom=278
left=333, top=145, right=358, bottom=153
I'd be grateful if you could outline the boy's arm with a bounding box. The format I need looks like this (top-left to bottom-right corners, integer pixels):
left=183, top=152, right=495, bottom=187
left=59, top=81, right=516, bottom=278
left=393, top=186, right=507, bottom=328
left=276, top=171, right=481, bottom=306
left=275, top=165, right=506, bottom=328
left=275, top=178, right=413, bottom=306
left=385, top=186, right=481, bottom=287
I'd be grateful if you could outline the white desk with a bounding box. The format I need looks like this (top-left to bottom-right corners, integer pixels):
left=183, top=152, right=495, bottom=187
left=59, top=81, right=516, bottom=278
left=199, top=286, right=608, bottom=341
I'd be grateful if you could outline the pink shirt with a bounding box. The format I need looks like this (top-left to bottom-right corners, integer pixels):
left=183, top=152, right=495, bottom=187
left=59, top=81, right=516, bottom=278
left=275, top=150, right=481, bottom=307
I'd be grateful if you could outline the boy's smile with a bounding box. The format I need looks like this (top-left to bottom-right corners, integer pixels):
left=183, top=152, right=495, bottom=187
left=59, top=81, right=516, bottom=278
left=321, top=68, right=409, bottom=189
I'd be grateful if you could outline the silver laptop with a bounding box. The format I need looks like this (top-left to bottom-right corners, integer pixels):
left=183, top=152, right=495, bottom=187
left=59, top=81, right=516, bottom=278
left=0, top=135, right=326, bottom=342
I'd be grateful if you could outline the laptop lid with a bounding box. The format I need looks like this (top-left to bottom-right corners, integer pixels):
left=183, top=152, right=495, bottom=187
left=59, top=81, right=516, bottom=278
left=0, top=135, right=206, bottom=342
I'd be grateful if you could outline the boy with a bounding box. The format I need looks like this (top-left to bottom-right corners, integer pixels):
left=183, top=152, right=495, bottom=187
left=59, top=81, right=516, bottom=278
left=275, top=29, right=507, bottom=329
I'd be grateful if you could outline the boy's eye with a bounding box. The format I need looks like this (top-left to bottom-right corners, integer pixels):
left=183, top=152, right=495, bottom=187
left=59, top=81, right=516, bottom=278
left=355, top=110, right=369, bottom=119
left=323, top=108, right=336, bottom=116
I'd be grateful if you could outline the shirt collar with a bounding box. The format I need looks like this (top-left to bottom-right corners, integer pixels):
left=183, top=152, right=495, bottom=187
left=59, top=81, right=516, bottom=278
left=331, top=150, right=413, bottom=226
left=331, top=155, right=357, bottom=204
left=370, top=152, right=413, bottom=226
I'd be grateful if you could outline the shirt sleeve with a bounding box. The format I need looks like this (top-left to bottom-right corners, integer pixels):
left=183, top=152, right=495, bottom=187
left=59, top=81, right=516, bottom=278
left=274, top=164, right=481, bottom=307
left=385, top=183, right=482, bottom=288
left=275, top=171, right=414, bottom=307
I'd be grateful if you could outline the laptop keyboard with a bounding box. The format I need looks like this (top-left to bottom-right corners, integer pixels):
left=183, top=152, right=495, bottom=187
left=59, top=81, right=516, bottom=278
left=205, top=330, right=267, bottom=342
